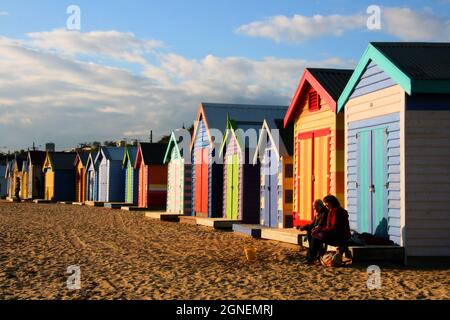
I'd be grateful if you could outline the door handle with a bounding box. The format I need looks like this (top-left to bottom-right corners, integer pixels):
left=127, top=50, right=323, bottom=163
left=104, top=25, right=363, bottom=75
left=369, top=184, right=375, bottom=192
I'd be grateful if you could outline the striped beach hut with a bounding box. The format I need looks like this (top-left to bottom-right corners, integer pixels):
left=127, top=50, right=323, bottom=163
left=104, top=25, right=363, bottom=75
left=219, top=104, right=288, bottom=223
left=85, top=151, right=99, bottom=201
left=253, top=119, right=294, bottom=228
left=95, top=147, right=126, bottom=203
left=26, top=151, right=46, bottom=199
left=284, top=68, right=353, bottom=226
left=338, top=42, right=450, bottom=259
left=135, top=143, right=168, bottom=209
left=123, top=147, right=138, bottom=205
left=74, top=152, right=89, bottom=203
left=0, top=165, right=7, bottom=198
left=164, top=131, right=192, bottom=215
left=43, top=152, right=77, bottom=201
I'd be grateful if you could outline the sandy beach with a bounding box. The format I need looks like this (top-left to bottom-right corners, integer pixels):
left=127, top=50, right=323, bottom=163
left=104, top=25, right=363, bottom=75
left=0, top=201, right=448, bottom=300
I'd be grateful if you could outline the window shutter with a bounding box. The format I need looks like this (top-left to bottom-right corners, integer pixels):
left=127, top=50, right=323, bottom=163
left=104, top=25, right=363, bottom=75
left=308, top=89, right=320, bottom=111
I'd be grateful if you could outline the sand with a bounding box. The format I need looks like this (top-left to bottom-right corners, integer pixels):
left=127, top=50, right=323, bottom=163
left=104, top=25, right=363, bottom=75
left=0, top=201, right=449, bottom=300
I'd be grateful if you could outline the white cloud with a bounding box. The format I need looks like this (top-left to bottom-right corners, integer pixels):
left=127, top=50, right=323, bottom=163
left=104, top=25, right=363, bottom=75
left=0, top=31, right=353, bottom=150
left=0, top=11, right=9, bottom=16
left=236, top=7, right=450, bottom=43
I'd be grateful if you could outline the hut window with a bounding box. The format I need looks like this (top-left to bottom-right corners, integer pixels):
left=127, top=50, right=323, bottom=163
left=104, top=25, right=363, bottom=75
left=308, top=89, right=320, bottom=111
left=285, top=190, right=293, bottom=204
left=285, top=164, right=293, bottom=178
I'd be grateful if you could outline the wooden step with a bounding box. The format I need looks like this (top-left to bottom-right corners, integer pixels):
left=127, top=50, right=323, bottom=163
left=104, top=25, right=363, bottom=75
left=145, top=212, right=182, bottom=221
left=104, top=202, right=133, bottom=209
left=233, top=224, right=266, bottom=238
left=196, top=218, right=241, bottom=229
left=261, top=228, right=305, bottom=245
left=57, top=201, right=73, bottom=205
left=85, top=201, right=105, bottom=207
left=33, top=199, right=53, bottom=204
left=301, top=235, right=405, bottom=263
left=121, top=206, right=149, bottom=211
left=72, top=202, right=84, bottom=206
left=179, top=216, right=198, bottom=225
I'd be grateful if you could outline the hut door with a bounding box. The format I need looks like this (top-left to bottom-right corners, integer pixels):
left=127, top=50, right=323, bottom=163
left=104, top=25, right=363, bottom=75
left=263, top=148, right=279, bottom=228
left=357, top=128, right=388, bottom=235
left=99, top=161, right=108, bottom=202
left=195, top=149, right=209, bottom=215
left=298, top=129, right=330, bottom=225
left=45, top=171, right=54, bottom=201
left=226, top=154, right=239, bottom=220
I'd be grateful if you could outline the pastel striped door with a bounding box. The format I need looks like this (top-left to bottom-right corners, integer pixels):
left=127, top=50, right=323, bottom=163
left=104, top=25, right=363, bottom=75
left=313, top=133, right=330, bottom=204
left=263, top=149, right=279, bottom=227
left=357, top=128, right=388, bottom=234
left=99, top=162, right=108, bottom=202
left=298, top=133, right=314, bottom=224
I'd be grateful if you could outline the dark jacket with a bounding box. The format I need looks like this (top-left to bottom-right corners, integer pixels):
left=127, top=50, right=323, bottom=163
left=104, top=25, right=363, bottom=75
left=302, top=207, right=328, bottom=231
left=320, top=207, right=351, bottom=241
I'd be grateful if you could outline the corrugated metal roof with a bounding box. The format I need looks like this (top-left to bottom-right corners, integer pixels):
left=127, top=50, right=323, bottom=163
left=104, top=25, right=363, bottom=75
left=372, top=42, right=450, bottom=80
left=202, top=103, right=288, bottom=133
left=139, top=143, right=168, bottom=165
left=49, top=152, right=77, bottom=171
left=307, top=68, right=354, bottom=101
left=28, top=151, right=47, bottom=166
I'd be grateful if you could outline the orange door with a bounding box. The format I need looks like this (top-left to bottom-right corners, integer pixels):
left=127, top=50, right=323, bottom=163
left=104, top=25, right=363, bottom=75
left=194, top=148, right=209, bottom=215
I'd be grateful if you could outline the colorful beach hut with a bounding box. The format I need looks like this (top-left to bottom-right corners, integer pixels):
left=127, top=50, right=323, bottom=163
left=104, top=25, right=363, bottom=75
left=284, top=68, right=353, bottom=226
left=338, top=42, right=450, bottom=259
left=135, top=143, right=168, bottom=209
left=12, top=157, right=26, bottom=199
left=0, top=165, right=7, bottom=198
left=253, top=119, right=294, bottom=228
left=74, top=152, right=89, bottom=203
left=95, top=147, right=126, bottom=203
left=43, top=152, right=77, bottom=201
left=164, top=131, right=192, bottom=215
left=218, top=104, right=288, bottom=223
left=20, top=159, right=29, bottom=199
left=85, top=152, right=99, bottom=201
left=5, top=160, right=14, bottom=198
left=123, top=147, right=138, bottom=205
left=26, top=151, right=46, bottom=199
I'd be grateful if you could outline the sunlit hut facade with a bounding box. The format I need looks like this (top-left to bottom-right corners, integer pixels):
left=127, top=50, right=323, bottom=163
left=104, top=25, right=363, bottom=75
left=26, top=151, right=47, bottom=200
left=43, top=152, right=77, bottom=202
left=135, top=143, right=168, bottom=209
left=219, top=104, right=288, bottom=223
left=338, top=42, right=450, bottom=260
left=12, top=157, right=26, bottom=198
left=95, top=147, right=126, bottom=203
left=253, top=119, right=294, bottom=228
left=74, top=152, right=89, bottom=203
left=20, top=158, right=28, bottom=199
left=123, top=146, right=138, bottom=205
left=164, top=131, right=192, bottom=215
left=284, top=68, right=352, bottom=226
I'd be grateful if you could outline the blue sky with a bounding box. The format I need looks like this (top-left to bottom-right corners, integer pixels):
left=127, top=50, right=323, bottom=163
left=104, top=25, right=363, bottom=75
left=0, top=0, right=449, bottom=151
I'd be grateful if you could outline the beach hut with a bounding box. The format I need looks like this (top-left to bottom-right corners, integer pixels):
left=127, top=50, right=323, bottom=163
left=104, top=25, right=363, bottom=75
left=122, top=147, right=138, bottom=205
left=21, top=159, right=29, bottom=199
left=253, top=119, right=294, bottom=228
left=135, top=143, right=168, bottom=209
left=0, top=165, right=7, bottom=198
left=74, top=152, right=89, bottom=203
left=164, top=131, right=192, bottom=215
left=218, top=104, right=288, bottom=223
left=26, top=151, right=47, bottom=199
left=43, top=152, right=77, bottom=201
left=95, top=147, right=126, bottom=203
left=5, top=160, right=14, bottom=198
left=338, top=42, right=450, bottom=259
left=85, top=152, right=99, bottom=201
left=12, top=157, right=26, bottom=198
left=284, top=68, right=353, bottom=226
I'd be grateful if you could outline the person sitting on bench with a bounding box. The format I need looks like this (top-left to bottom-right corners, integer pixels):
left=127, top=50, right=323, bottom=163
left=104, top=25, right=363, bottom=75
left=306, top=195, right=352, bottom=264
left=299, top=199, right=328, bottom=253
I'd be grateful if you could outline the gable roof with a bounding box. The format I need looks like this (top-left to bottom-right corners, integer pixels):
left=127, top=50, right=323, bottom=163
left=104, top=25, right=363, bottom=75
left=13, top=158, right=26, bottom=172
left=137, top=143, right=168, bottom=166
left=191, top=103, right=288, bottom=151
left=74, top=152, right=90, bottom=167
left=86, top=151, right=98, bottom=170
left=96, top=147, right=126, bottom=163
left=45, top=152, right=77, bottom=171
left=284, top=68, right=353, bottom=126
left=122, top=147, right=138, bottom=167
left=253, top=118, right=294, bottom=163
left=338, top=42, right=450, bottom=112
left=28, top=151, right=47, bottom=166
left=163, top=130, right=190, bottom=164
